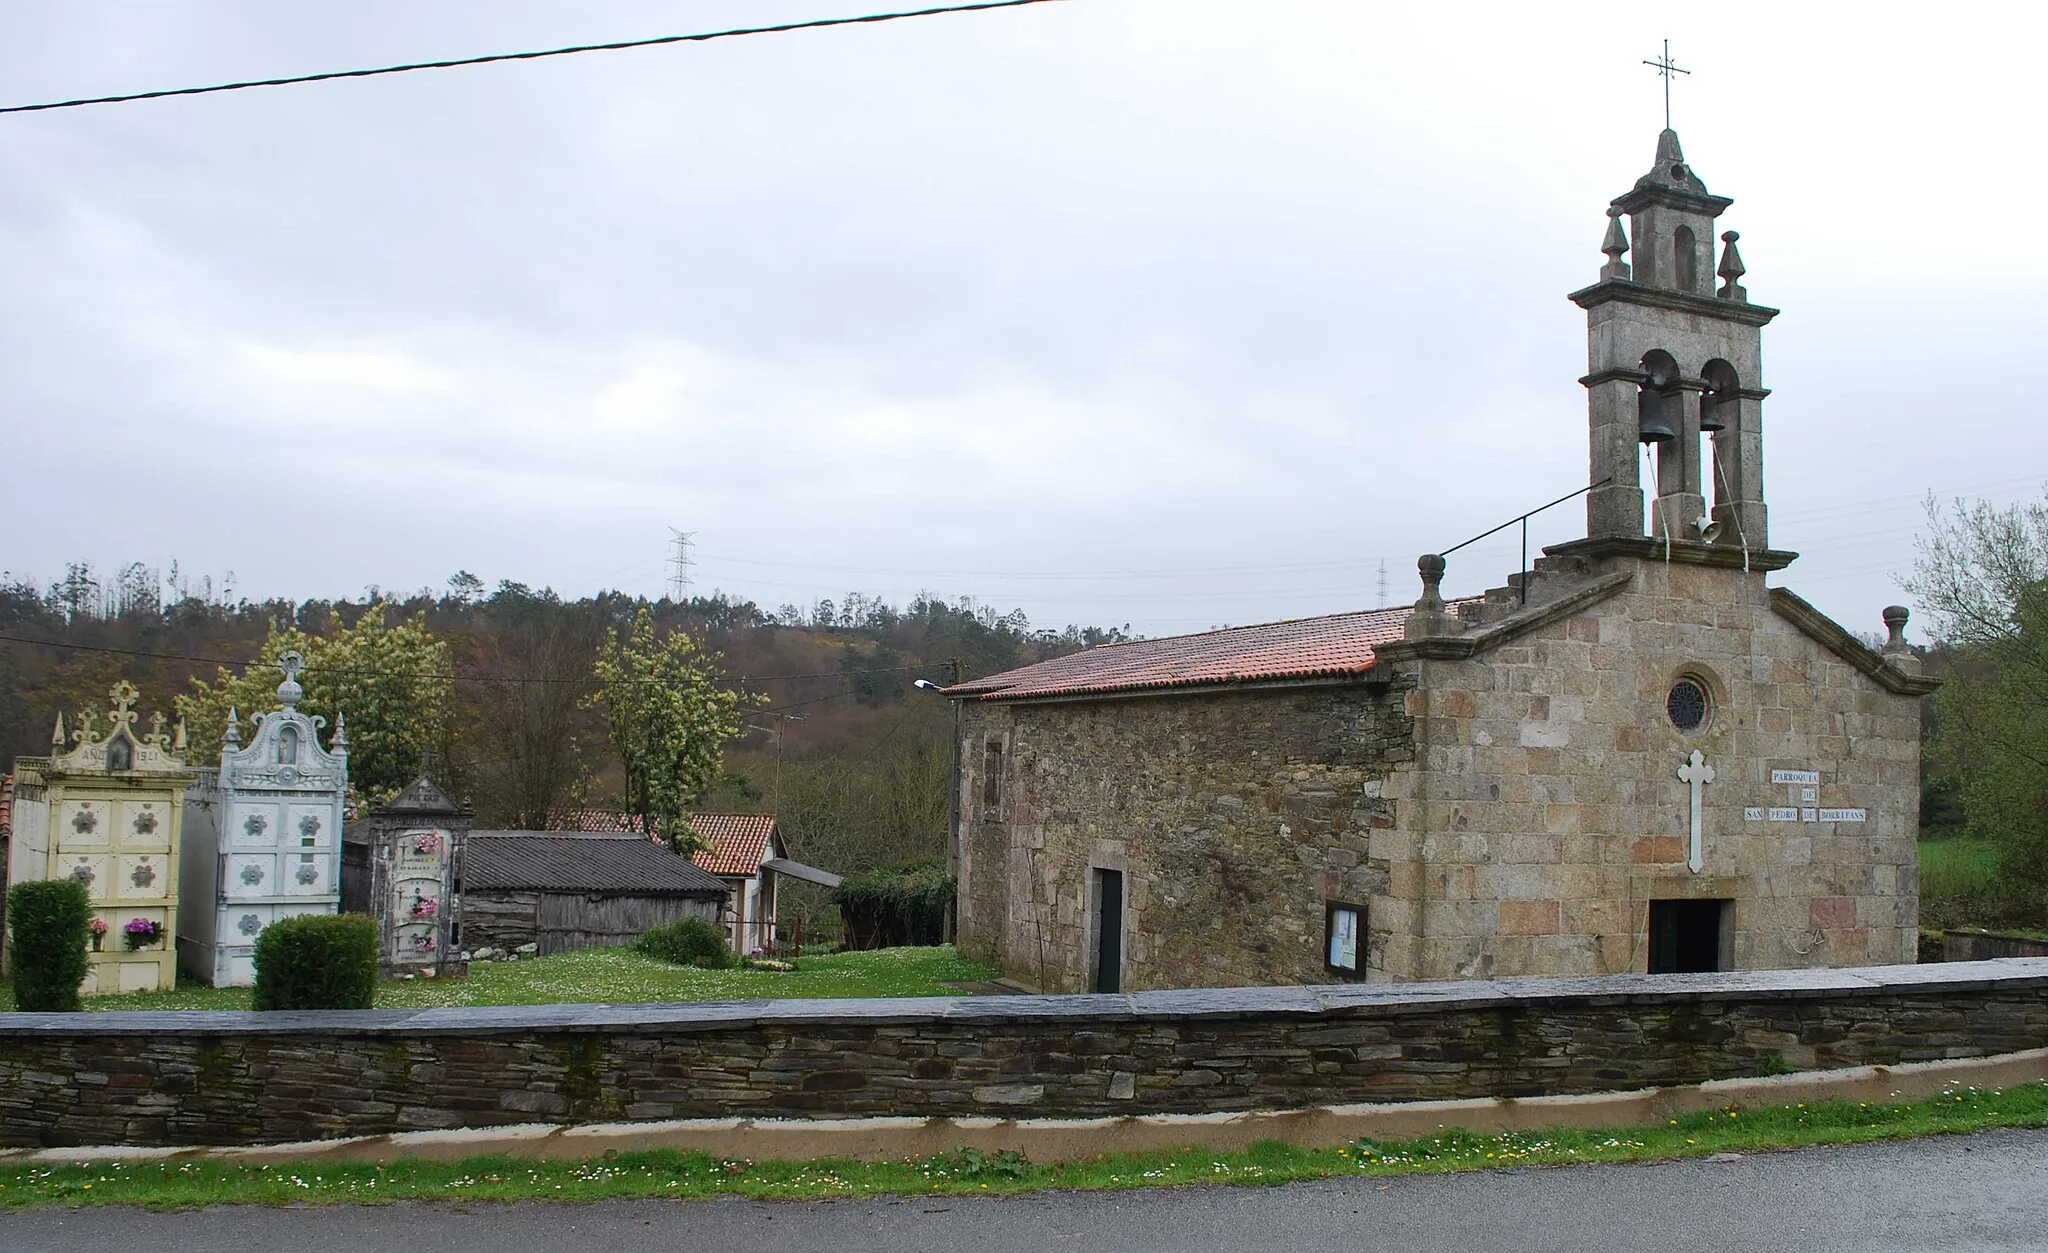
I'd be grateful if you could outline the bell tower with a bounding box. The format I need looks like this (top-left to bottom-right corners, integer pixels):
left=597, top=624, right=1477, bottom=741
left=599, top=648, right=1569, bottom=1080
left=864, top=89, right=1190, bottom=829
left=1571, top=129, right=1778, bottom=555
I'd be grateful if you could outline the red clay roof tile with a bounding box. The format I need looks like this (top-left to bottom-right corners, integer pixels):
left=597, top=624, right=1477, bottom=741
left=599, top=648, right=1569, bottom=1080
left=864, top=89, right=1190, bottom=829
left=550, top=808, right=779, bottom=878
left=947, top=605, right=1418, bottom=702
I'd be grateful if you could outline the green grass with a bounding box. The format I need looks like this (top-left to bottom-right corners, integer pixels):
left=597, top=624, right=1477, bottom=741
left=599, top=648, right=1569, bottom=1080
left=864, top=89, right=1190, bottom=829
left=5, top=1082, right=2046, bottom=1210
left=0, top=945, right=999, bottom=1013
left=1921, top=837, right=2000, bottom=900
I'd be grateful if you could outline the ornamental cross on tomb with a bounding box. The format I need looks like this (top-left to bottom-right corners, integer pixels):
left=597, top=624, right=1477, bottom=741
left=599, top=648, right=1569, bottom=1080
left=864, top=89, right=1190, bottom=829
left=1678, top=750, right=1715, bottom=874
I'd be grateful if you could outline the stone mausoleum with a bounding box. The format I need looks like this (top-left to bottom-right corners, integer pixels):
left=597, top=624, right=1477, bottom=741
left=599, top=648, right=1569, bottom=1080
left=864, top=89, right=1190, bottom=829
left=4, top=682, right=188, bottom=995
left=177, top=652, right=349, bottom=987
left=945, top=130, right=1939, bottom=992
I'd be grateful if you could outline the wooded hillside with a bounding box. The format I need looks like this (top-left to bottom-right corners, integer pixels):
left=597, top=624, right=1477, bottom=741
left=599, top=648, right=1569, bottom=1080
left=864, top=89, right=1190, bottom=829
left=0, top=563, right=1127, bottom=906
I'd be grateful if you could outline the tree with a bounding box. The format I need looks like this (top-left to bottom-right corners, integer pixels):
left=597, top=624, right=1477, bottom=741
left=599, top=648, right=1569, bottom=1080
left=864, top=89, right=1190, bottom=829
left=592, top=607, right=751, bottom=855
left=1904, top=493, right=2048, bottom=900
left=455, top=588, right=602, bottom=829
left=177, top=607, right=452, bottom=802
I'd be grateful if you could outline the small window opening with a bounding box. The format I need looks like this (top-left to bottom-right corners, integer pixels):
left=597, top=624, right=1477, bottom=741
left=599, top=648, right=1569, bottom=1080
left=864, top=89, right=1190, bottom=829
left=1673, top=225, right=1698, bottom=293
left=982, top=741, right=1005, bottom=812
left=1326, top=902, right=1364, bottom=975
left=1667, top=677, right=1710, bottom=732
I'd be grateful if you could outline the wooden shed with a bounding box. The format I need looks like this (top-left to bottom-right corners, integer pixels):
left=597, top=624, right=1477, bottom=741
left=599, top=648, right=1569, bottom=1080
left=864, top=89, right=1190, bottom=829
left=458, top=831, right=729, bottom=956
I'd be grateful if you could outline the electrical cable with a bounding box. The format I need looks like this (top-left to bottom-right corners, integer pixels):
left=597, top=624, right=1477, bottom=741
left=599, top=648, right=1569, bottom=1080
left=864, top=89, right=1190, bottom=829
left=0, top=0, right=1069, bottom=116
left=0, top=631, right=931, bottom=687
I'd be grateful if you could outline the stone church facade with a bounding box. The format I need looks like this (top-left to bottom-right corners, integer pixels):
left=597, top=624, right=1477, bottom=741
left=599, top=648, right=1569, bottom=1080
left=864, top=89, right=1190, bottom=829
left=946, top=130, right=1938, bottom=992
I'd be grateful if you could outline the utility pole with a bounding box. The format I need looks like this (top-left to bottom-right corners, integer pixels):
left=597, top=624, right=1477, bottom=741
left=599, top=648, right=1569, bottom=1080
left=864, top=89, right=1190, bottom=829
left=944, top=657, right=962, bottom=946
left=666, top=528, right=696, bottom=603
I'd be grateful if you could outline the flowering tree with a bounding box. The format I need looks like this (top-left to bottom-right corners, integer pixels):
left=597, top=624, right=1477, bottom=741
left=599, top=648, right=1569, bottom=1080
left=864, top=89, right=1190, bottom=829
left=177, top=607, right=452, bottom=803
left=592, top=608, right=751, bottom=855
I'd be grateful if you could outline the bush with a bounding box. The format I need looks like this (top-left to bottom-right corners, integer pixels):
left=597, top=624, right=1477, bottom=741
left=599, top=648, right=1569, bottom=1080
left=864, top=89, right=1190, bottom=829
left=252, top=913, right=378, bottom=1010
left=6, top=879, right=92, bottom=1012
left=834, top=858, right=954, bottom=949
left=635, top=916, right=732, bottom=969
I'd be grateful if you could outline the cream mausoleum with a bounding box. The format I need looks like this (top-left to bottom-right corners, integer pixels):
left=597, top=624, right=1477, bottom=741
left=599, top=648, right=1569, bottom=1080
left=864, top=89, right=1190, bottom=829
left=5, top=683, right=188, bottom=994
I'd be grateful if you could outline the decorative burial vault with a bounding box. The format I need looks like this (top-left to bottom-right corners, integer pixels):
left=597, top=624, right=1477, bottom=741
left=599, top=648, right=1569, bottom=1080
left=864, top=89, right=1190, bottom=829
left=178, top=653, right=349, bottom=987
left=3, top=682, right=188, bottom=995
left=341, top=774, right=471, bottom=977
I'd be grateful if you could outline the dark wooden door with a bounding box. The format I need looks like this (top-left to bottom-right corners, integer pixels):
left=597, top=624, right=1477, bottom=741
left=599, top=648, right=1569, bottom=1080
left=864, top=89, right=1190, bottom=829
left=1093, top=868, right=1123, bottom=993
left=1648, top=899, right=1725, bottom=973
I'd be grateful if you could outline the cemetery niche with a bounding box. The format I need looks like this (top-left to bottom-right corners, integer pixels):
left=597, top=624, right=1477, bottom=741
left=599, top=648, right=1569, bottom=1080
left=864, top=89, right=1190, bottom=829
left=3, top=681, right=188, bottom=995
left=341, top=771, right=471, bottom=978
left=178, top=652, right=349, bottom=987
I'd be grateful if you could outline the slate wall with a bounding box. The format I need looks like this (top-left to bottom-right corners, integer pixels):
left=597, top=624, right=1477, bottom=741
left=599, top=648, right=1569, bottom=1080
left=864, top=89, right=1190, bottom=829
left=2, top=961, right=2044, bottom=1149
left=957, top=682, right=1415, bottom=993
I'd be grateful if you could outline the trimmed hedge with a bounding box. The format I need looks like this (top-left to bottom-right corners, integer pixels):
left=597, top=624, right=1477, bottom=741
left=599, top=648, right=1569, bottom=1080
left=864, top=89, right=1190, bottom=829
left=5, top=879, right=92, bottom=1012
left=834, top=858, right=953, bottom=950
left=635, top=916, right=732, bottom=969
left=252, top=913, right=378, bottom=1011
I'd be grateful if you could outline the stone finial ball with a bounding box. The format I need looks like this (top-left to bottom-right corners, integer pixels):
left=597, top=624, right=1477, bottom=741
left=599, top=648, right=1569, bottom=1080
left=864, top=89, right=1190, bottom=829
left=1882, top=605, right=1910, bottom=629
left=1418, top=553, right=1446, bottom=579
left=1722, top=230, right=1740, bottom=243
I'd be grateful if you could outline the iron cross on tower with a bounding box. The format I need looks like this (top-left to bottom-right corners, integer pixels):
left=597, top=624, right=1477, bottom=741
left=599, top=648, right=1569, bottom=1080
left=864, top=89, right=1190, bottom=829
left=1642, top=39, right=1689, bottom=129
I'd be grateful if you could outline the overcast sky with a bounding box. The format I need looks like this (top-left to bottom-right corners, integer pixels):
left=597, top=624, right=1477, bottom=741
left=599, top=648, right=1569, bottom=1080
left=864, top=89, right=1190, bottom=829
left=3, top=1, right=2041, bottom=639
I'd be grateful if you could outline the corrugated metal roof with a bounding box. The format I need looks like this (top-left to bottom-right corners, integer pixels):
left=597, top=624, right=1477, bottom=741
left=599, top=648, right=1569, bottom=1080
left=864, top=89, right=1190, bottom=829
left=463, top=831, right=729, bottom=895
left=947, top=606, right=1418, bottom=702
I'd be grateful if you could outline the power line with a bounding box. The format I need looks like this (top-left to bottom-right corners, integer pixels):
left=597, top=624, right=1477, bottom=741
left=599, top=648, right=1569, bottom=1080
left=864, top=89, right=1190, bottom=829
left=0, top=632, right=930, bottom=687
left=667, top=529, right=697, bottom=603
left=0, top=0, right=1070, bottom=116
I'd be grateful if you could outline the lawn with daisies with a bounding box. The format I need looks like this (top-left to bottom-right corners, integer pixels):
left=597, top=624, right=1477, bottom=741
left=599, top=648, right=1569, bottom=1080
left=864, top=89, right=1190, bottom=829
left=0, top=944, right=999, bottom=1013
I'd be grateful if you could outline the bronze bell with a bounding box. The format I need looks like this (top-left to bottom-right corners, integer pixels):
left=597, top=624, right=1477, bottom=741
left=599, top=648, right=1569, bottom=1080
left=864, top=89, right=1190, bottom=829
left=1637, top=385, right=1676, bottom=443
left=1699, top=393, right=1728, bottom=433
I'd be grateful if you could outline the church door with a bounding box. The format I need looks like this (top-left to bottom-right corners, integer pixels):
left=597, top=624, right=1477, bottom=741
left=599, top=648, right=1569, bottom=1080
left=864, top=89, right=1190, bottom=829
left=1092, top=868, right=1123, bottom=993
left=1648, top=899, right=1727, bottom=973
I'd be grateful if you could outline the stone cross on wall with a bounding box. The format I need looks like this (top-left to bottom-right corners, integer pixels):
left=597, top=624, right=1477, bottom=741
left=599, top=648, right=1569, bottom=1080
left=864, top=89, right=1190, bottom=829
left=1677, top=750, right=1714, bottom=874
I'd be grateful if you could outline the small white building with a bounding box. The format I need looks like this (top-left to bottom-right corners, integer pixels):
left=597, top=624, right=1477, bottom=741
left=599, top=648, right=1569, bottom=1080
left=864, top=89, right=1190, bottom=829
left=178, top=653, right=349, bottom=987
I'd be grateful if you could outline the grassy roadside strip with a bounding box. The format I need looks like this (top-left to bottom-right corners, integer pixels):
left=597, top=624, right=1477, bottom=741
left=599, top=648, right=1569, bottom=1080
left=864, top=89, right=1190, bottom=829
left=6, top=1081, right=2048, bottom=1209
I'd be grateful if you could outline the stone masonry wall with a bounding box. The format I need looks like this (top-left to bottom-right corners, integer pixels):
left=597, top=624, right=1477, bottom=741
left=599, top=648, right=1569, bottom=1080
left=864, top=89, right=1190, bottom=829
left=958, top=683, right=1413, bottom=993
left=1, top=961, right=2044, bottom=1149
left=1377, top=556, right=1923, bottom=983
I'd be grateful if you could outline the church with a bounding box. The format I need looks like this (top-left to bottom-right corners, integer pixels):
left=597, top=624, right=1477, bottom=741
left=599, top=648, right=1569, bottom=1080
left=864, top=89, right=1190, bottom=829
left=943, top=128, right=1938, bottom=992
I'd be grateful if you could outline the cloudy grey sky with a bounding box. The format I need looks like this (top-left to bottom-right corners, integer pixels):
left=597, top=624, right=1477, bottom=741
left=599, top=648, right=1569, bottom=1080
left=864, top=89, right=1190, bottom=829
left=3, top=1, right=2040, bottom=639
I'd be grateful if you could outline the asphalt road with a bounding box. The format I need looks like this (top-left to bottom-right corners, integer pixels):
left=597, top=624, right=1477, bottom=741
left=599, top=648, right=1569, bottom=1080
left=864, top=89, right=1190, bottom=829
left=9, top=1129, right=2047, bottom=1253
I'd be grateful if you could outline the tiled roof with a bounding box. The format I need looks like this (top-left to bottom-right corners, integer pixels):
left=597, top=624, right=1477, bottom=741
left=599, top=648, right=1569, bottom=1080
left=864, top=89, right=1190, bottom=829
left=684, top=813, right=780, bottom=878
left=464, top=831, right=729, bottom=895
left=948, top=606, right=1418, bottom=702
left=551, top=809, right=781, bottom=880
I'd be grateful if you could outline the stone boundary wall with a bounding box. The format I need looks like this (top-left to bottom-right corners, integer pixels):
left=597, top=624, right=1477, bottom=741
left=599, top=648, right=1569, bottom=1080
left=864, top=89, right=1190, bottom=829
left=3, top=959, right=2047, bottom=1150
left=1944, top=930, right=2048, bottom=962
